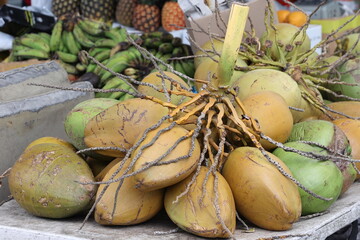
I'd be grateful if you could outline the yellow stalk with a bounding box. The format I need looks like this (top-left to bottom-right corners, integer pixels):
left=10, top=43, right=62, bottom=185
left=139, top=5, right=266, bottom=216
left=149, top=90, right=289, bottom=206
left=216, top=3, right=249, bottom=89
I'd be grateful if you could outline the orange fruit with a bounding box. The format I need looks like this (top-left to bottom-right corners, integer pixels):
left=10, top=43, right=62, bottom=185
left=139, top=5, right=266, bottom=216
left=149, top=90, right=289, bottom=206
left=277, top=10, right=290, bottom=23
left=286, top=11, right=308, bottom=27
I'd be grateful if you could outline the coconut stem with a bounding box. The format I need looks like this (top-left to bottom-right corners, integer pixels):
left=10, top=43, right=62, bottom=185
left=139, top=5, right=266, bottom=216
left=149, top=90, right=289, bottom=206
left=215, top=3, right=249, bottom=89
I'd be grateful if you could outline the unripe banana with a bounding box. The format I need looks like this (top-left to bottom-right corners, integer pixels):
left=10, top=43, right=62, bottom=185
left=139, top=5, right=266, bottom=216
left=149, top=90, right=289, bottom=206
left=89, top=47, right=110, bottom=57
left=180, top=60, right=195, bottom=78
left=59, top=60, right=79, bottom=75
left=38, top=32, right=51, bottom=43
left=76, top=63, right=87, bottom=72
left=18, top=34, right=50, bottom=53
left=73, top=23, right=95, bottom=48
left=94, top=39, right=117, bottom=48
left=158, top=42, right=174, bottom=54
left=86, top=63, right=97, bottom=73
left=93, top=49, right=111, bottom=62
left=63, top=30, right=81, bottom=55
left=13, top=48, right=50, bottom=59
left=104, top=27, right=126, bottom=42
left=77, top=19, right=109, bottom=36
left=56, top=51, right=78, bottom=63
left=50, top=20, right=63, bottom=52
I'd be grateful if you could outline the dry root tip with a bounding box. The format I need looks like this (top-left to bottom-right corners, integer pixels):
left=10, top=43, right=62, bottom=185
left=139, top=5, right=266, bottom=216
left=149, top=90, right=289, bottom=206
left=264, top=39, right=272, bottom=48
left=285, top=44, right=294, bottom=52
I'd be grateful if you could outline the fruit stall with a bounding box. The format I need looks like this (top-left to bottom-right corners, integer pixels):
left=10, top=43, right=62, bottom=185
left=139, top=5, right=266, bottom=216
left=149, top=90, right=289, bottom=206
left=1, top=0, right=360, bottom=239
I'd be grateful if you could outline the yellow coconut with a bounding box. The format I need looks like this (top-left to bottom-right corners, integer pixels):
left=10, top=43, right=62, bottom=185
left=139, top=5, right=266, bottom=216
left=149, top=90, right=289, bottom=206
left=84, top=98, right=169, bottom=157
left=137, top=71, right=191, bottom=105
left=24, top=136, right=76, bottom=152
left=222, top=146, right=302, bottom=230
left=236, top=91, right=293, bottom=150
left=131, top=123, right=200, bottom=192
left=95, top=158, right=164, bottom=225
left=164, top=166, right=236, bottom=238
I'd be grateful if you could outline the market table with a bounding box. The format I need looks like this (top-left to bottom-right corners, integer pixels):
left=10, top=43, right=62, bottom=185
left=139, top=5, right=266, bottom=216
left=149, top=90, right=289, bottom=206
left=0, top=181, right=359, bottom=240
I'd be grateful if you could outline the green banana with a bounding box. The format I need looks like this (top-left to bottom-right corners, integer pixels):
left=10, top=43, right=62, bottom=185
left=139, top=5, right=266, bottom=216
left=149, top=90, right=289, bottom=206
left=148, top=31, right=164, bottom=39
left=56, top=51, right=78, bottom=63
left=50, top=20, right=63, bottom=52
left=100, top=59, right=129, bottom=83
left=154, top=50, right=164, bottom=59
left=18, top=34, right=50, bottom=53
left=116, top=83, right=135, bottom=100
left=119, top=90, right=135, bottom=101
left=158, top=42, right=174, bottom=54
left=59, top=60, right=79, bottom=75
left=96, top=77, right=126, bottom=99
left=171, top=37, right=183, bottom=47
left=94, top=38, right=117, bottom=48
left=93, top=49, right=111, bottom=63
left=59, top=39, right=68, bottom=53
left=151, top=38, right=162, bottom=49
left=180, top=60, right=196, bottom=78
left=89, top=47, right=110, bottom=57
left=77, top=18, right=109, bottom=36
left=83, top=31, right=104, bottom=42
left=126, top=48, right=143, bottom=66
left=174, top=60, right=187, bottom=76
left=38, top=32, right=51, bottom=43
left=181, top=44, right=193, bottom=56
left=153, top=53, right=171, bottom=72
left=76, top=62, right=87, bottom=72
left=104, top=27, right=126, bottom=42
left=171, top=46, right=184, bottom=57
left=99, top=50, right=130, bottom=73
left=118, top=28, right=128, bottom=41
left=73, top=23, right=95, bottom=48
left=12, top=44, right=31, bottom=52
left=161, top=32, right=174, bottom=43
left=167, top=60, right=176, bottom=71
left=63, top=30, right=81, bottom=55
left=94, top=59, right=110, bottom=78
left=13, top=48, right=49, bottom=59
left=86, top=63, right=97, bottom=73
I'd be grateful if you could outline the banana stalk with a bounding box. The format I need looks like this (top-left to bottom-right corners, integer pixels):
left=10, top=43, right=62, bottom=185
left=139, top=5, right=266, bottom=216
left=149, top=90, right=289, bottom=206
left=216, top=3, right=249, bottom=89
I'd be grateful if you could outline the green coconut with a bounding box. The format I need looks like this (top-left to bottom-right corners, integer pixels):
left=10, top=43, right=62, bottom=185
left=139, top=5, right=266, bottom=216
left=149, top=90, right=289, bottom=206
left=8, top=143, right=96, bottom=218
left=272, top=142, right=343, bottom=215
left=64, top=98, right=119, bottom=159
left=326, top=58, right=360, bottom=101
left=287, top=119, right=355, bottom=194
left=342, top=33, right=360, bottom=54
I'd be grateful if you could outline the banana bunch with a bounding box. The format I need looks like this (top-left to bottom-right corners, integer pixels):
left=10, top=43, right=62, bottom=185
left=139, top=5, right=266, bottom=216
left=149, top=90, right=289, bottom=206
left=85, top=30, right=196, bottom=99
left=138, top=31, right=196, bottom=80
left=9, top=15, right=130, bottom=78
left=95, top=77, right=135, bottom=101
left=47, top=16, right=114, bottom=76
left=11, top=33, right=52, bottom=61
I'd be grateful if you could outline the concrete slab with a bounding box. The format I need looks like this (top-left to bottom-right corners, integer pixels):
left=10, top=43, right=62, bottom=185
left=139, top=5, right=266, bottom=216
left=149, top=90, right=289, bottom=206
left=0, top=181, right=359, bottom=240
left=0, top=61, right=94, bottom=201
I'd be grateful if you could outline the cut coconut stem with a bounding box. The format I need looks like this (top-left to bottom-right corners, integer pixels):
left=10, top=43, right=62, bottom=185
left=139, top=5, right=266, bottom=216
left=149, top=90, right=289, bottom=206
left=216, top=3, right=249, bottom=89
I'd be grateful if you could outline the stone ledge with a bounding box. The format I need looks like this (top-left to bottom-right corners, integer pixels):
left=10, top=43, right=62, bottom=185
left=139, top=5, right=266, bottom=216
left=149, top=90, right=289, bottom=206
left=0, top=181, right=359, bottom=240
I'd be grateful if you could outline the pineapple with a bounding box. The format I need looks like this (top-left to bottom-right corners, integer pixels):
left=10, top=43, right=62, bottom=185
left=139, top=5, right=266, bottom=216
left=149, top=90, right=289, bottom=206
left=80, top=0, right=116, bottom=22
left=132, top=0, right=161, bottom=33
left=161, top=0, right=185, bottom=32
left=116, top=0, right=138, bottom=27
left=52, top=0, right=80, bottom=18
